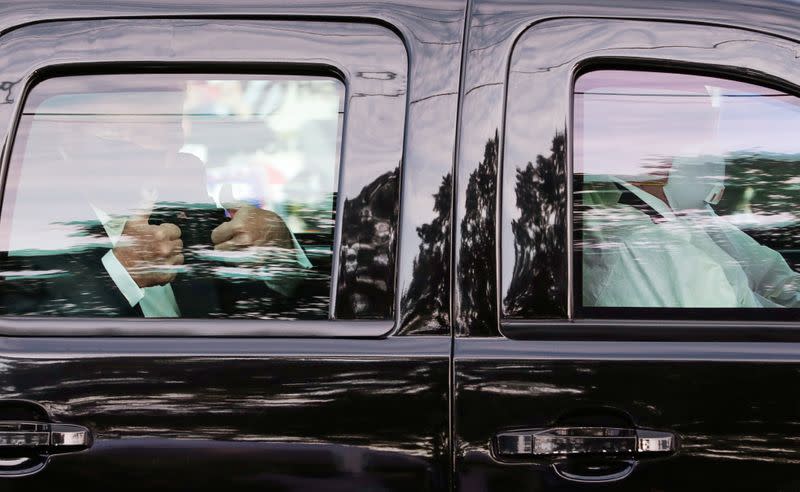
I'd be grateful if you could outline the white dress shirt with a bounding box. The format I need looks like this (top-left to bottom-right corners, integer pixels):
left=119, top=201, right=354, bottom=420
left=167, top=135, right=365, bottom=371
left=582, top=178, right=800, bottom=308
left=93, top=205, right=311, bottom=317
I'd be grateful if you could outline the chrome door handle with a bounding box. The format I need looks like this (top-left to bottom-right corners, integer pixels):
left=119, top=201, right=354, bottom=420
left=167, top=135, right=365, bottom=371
left=495, top=426, right=675, bottom=458
left=0, top=420, right=92, bottom=478
left=494, top=426, right=676, bottom=483
left=0, top=421, right=92, bottom=450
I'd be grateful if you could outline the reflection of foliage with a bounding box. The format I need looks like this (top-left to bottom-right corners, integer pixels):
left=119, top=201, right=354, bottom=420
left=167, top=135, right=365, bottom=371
left=285, top=194, right=336, bottom=234
left=0, top=202, right=332, bottom=319
left=504, top=132, right=567, bottom=318
left=8, top=352, right=447, bottom=488
left=401, top=173, right=451, bottom=333
left=336, top=168, right=399, bottom=319
left=458, top=133, right=498, bottom=334
left=717, top=153, right=800, bottom=217
left=718, top=153, right=800, bottom=218
left=717, top=153, right=800, bottom=270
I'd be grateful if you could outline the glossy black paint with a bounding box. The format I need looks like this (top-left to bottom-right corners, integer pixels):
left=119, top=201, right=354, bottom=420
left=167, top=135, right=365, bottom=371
left=4, top=0, right=800, bottom=490
left=455, top=2, right=800, bottom=491
left=503, top=319, right=800, bottom=342
left=456, top=338, right=800, bottom=490
left=501, top=17, right=800, bottom=324
left=0, top=0, right=466, bottom=489
left=0, top=0, right=466, bottom=336
left=454, top=0, right=800, bottom=337
left=0, top=18, right=408, bottom=325
left=2, top=337, right=450, bottom=490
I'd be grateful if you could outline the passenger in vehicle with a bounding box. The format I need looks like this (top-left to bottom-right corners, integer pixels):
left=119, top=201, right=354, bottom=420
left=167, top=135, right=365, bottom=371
left=1, top=80, right=311, bottom=317
left=96, top=89, right=312, bottom=317
left=581, top=155, right=800, bottom=307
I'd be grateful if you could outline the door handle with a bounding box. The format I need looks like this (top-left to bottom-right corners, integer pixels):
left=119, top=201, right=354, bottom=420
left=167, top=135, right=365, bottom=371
left=0, top=421, right=92, bottom=477
left=495, top=426, right=675, bottom=457
left=494, top=426, right=676, bottom=483
left=0, top=421, right=92, bottom=449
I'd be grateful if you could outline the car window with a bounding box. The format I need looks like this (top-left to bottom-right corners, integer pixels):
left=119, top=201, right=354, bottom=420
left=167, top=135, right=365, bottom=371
left=0, top=73, right=343, bottom=319
left=574, top=70, right=800, bottom=310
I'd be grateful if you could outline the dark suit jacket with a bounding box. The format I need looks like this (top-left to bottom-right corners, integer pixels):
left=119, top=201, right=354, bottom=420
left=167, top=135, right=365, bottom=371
left=0, top=205, right=288, bottom=318
left=0, top=149, right=330, bottom=319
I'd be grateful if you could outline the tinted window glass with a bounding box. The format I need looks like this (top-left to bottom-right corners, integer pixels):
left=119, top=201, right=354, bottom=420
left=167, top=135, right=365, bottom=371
left=575, top=70, right=800, bottom=309
left=0, top=73, right=343, bottom=318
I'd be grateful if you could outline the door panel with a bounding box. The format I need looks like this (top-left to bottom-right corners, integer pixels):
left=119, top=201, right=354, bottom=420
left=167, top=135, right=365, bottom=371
left=2, top=337, right=449, bottom=490
left=455, top=5, right=800, bottom=491
left=456, top=339, right=800, bottom=490
left=0, top=1, right=467, bottom=488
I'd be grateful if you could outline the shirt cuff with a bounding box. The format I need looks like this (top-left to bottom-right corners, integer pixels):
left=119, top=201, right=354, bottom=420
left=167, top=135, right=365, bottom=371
left=101, top=249, right=146, bottom=307
left=264, top=229, right=312, bottom=296
left=289, top=229, right=312, bottom=269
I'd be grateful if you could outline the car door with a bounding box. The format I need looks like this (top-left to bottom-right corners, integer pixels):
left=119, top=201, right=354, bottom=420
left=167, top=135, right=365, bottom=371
left=454, top=2, right=800, bottom=490
left=0, top=2, right=465, bottom=489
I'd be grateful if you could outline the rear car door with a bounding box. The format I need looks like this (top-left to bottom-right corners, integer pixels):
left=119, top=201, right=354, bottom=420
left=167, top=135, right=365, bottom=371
left=455, top=2, right=800, bottom=490
left=0, top=2, right=465, bottom=489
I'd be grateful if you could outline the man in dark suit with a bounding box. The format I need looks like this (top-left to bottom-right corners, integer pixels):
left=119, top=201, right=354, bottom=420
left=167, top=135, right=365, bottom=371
left=0, top=152, right=308, bottom=318
left=0, top=76, right=315, bottom=318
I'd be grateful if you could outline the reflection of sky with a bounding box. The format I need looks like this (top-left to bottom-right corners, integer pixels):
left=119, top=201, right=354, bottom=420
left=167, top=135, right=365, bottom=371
left=716, top=94, right=800, bottom=155
left=575, top=70, right=800, bottom=178
left=181, top=77, right=343, bottom=223
left=1, top=74, right=343, bottom=253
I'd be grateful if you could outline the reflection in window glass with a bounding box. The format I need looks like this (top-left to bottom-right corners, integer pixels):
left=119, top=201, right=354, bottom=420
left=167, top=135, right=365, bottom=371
left=575, top=70, right=800, bottom=308
left=0, top=74, right=343, bottom=318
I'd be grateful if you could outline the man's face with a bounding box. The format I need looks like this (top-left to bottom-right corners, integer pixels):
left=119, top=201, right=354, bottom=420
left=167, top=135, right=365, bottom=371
left=54, top=87, right=187, bottom=215
left=632, top=90, right=723, bottom=188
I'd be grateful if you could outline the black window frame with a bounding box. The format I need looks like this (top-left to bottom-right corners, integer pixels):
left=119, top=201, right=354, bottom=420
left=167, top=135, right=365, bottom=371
left=0, top=18, right=408, bottom=337
left=500, top=17, right=800, bottom=340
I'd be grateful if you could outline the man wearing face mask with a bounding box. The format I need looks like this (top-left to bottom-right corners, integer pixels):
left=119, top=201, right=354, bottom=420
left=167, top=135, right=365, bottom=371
left=582, top=154, right=800, bottom=308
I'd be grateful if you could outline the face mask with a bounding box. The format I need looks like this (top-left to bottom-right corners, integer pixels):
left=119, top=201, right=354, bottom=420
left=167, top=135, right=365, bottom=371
left=663, top=155, right=726, bottom=213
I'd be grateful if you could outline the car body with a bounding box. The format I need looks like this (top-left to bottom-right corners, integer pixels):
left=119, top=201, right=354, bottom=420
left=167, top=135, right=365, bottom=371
left=1, top=1, right=800, bottom=490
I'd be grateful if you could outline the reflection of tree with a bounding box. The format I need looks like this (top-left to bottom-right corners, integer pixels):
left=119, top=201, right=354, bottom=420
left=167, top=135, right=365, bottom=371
left=401, top=173, right=451, bottom=333
left=504, top=132, right=567, bottom=318
left=0, top=203, right=333, bottom=319
left=717, top=153, right=800, bottom=271
left=719, top=153, right=800, bottom=219
left=458, top=132, right=498, bottom=334
left=336, top=168, right=399, bottom=319
left=6, top=353, right=448, bottom=489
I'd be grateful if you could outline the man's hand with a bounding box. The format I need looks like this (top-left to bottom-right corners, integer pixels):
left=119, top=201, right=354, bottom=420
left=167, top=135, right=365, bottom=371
left=211, top=205, right=293, bottom=251
left=113, top=213, right=184, bottom=288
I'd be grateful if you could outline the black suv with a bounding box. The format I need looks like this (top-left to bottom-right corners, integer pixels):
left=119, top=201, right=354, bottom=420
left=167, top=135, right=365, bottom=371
left=1, top=1, right=800, bottom=490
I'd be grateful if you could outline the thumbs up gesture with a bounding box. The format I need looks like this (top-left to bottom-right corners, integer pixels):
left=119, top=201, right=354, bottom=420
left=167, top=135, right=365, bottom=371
left=112, top=207, right=184, bottom=288
left=210, top=205, right=294, bottom=252
left=211, top=185, right=294, bottom=253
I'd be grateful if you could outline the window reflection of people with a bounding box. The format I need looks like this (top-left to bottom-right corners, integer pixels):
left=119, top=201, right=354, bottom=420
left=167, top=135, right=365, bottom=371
left=3, top=78, right=311, bottom=317
left=583, top=156, right=800, bottom=307
left=581, top=83, right=800, bottom=308
left=99, top=85, right=310, bottom=317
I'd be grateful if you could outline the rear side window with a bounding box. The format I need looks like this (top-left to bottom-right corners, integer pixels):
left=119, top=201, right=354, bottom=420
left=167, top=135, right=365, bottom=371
left=0, top=73, right=343, bottom=319
left=574, top=70, right=800, bottom=311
